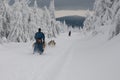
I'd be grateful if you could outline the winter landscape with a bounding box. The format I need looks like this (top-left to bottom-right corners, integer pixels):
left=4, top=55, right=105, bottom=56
left=0, top=0, right=120, bottom=80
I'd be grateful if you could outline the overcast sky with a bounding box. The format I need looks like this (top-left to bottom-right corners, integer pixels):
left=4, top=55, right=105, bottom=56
left=9, top=0, right=95, bottom=17
left=55, top=0, right=95, bottom=10
left=10, top=0, right=95, bottom=10
left=54, top=0, right=95, bottom=17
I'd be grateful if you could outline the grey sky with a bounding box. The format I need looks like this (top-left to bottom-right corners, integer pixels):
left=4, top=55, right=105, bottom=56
left=9, top=0, right=95, bottom=10
left=55, top=0, right=95, bottom=10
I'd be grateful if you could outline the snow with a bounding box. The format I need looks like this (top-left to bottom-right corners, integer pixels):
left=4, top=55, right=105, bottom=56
left=0, top=32, right=120, bottom=80
left=84, top=0, right=120, bottom=39
left=1, top=0, right=119, bottom=79
left=0, top=0, right=67, bottom=42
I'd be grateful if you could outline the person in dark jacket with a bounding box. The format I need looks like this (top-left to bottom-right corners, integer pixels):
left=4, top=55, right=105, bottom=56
left=33, top=28, right=45, bottom=55
left=68, top=31, right=71, bottom=36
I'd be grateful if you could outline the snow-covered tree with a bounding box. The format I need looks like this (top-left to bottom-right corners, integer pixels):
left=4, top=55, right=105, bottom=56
left=83, top=0, right=120, bottom=39
left=49, top=0, right=55, bottom=19
left=0, top=1, right=4, bottom=38
left=0, top=0, right=68, bottom=43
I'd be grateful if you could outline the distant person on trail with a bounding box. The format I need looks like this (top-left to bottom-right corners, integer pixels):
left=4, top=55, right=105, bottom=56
left=68, top=31, right=71, bottom=36
left=33, top=28, right=45, bottom=55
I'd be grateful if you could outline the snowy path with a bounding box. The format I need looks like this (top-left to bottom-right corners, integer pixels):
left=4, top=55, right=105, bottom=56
left=0, top=32, right=120, bottom=80
left=0, top=33, right=79, bottom=80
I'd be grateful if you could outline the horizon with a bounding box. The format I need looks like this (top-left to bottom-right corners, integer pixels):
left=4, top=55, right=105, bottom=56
left=55, top=0, right=95, bottom=17
left=55, top=10, right=94, bottom=18
left=9, top=0, right=95, bottom=17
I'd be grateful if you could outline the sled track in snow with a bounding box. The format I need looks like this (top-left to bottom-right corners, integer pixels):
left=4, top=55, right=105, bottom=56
left=37, top=39, right=76, bottom=80
left=42, top=34, right=81, bottom=80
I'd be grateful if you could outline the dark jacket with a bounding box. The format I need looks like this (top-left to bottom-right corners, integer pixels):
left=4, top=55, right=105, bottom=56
left=34, top=32, right=45, bottom=43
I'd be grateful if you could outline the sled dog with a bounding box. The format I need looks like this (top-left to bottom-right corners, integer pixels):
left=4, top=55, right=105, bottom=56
left=48, top=40, right=56, bottom=47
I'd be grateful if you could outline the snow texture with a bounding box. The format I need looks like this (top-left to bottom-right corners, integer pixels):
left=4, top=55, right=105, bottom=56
left=84, top=0, right=120, bottom=39
left=0, top=32, right=120, bottom=80
left=0, top=0, right=67, bottom=43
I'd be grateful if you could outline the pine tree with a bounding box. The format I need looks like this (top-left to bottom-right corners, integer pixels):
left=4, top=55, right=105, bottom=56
left=84, top=0, right=120, bottom=39
left=49, top=0, right=55, bottom=19
left=0, top=0, right=69, bottom=43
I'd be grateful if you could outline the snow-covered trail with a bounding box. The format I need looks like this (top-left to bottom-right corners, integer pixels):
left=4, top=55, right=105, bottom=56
left=56, top=33, right=120, bottom=80
left=0, top=32, right=80, bottom=80
left=0, top=32, right=120, bottom=80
